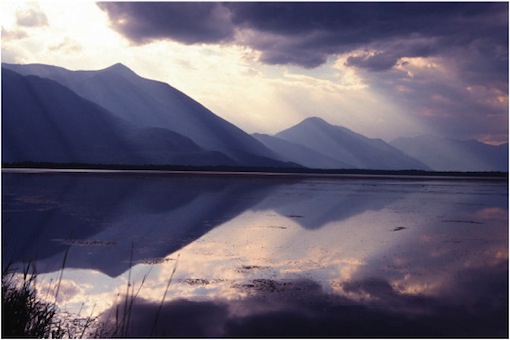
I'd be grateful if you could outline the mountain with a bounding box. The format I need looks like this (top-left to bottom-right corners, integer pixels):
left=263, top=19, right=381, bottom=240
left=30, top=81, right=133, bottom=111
left=5, top=62, right=502, bottom=172
left=391, top=135, right=508, bottom=172
left=274, top=117, right=429, bottom=170
left=252, top=133, right=351, bottom=169
left=2, top=68, right=236, bottom=166
left=2, top=62, right=287, bottom=167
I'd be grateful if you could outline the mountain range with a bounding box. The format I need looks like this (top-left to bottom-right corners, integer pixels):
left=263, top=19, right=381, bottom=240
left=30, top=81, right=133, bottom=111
left=255, top=117, right=429, bottom=170
left=391, top=135, right=508, bottom=172
left=2, top=62, right=507, bottom=172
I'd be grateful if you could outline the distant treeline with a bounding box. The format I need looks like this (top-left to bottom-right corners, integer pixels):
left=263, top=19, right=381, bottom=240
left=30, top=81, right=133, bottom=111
left=2, top=161, right=508, bottom=179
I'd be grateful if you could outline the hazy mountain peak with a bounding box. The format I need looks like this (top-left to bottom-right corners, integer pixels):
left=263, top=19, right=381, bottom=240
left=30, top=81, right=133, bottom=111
left=299, top=116, right=356, bottom=135
left=101, top=62, right=135, bottom=75
left=276, top=116, right=429, bottom=170
left=302, top=116, right=328, bottom=125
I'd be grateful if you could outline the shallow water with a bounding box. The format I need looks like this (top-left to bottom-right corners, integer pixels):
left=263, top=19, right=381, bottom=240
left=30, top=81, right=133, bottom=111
left=2, top=171, right=508, bottom=337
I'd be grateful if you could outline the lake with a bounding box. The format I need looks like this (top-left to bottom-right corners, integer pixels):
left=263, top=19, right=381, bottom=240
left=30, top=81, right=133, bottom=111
left=2, top=170, right=508, bottom=337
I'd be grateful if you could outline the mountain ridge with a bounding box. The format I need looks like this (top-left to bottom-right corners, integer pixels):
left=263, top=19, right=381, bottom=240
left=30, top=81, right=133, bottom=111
left=274, top=116, right=430, bottom=170
left=2, top=62, right=507, bottom=172
left=252, top=132, right=353, bottom=169
left=1, top=67, right=237, bottom=166
left=391, top=134, right=508, bottom=172
left=2, top=62, right=287, bottom=167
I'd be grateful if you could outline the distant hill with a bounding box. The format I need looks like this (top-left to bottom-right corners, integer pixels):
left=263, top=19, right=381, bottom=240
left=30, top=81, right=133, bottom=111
left=2, top=68, right=236, bottom=166
left=252, top=133, right=352, bottom=169
left=274, top=117, right=429, bottom=170
left=391, top=135, right=508, bottom=172
left=2, top=62, right=288, bottom=167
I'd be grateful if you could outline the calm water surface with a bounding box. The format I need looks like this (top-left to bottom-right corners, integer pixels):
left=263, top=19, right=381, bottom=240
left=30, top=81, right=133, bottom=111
left=2, top=171, right=508, bottom=337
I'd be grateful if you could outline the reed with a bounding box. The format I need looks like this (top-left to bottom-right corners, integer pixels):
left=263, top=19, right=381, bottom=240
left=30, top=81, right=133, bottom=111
left=2, top=243, right=178, bottom=338
left=151, top=253, right=180, bottom=336
left=2, top=262, right=63, bottom=338
left=2, top=247, right=94, bottom=338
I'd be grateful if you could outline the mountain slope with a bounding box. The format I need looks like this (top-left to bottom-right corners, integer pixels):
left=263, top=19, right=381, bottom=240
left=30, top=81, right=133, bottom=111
left=2, top=62, right=287, bottom=167
left=275, top=117, right=429, bottom=170
left=2, top=68, right=236, bottom=166
left=391, top=135, right=508, bottom=172
left=252, top=133, right=352, bottom=169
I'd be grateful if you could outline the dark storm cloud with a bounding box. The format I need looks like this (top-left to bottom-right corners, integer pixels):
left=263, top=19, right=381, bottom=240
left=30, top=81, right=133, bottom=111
left=227, top=2, right=507, bottom=69
left=345, top=51, right=400, bottom=72
left=97, top=2, right=508, bottom=70
left=96, top=2, right=234, bottom=44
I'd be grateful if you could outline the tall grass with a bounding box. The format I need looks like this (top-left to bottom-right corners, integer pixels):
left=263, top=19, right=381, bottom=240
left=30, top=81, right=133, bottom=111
left=2, top=244, right=179, bottom=338
left=151, top=253, right=180, bottom=336
left=2, top=263, right=64, bottom=338
left=106, top=249, right=180, bottom=337
left=2, top=249, right=96, bottom=338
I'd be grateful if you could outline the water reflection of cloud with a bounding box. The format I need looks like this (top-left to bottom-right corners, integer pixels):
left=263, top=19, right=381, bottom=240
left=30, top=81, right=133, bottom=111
left=35, top=268, right=131, bottom=317
left=4, top=175, right=507, bottom=336
left=123, top=188, right=507, bottom=319
left=98, top=272, right=508, bottom=337
left=39, top=209, right=507, bottom=320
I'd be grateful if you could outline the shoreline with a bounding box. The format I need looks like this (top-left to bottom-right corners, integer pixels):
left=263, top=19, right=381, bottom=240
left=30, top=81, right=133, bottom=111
left=2, top=166, right=508, bottom=182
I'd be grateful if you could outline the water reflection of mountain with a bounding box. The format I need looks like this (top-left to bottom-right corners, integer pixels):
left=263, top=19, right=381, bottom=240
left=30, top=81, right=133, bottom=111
left=6, top=172, right=498, bottom=277
left=255, top=179, right=405, bottom=229
left=2, top=172, right=300, bottom=277
left=3, top=172, right=507, bottom=337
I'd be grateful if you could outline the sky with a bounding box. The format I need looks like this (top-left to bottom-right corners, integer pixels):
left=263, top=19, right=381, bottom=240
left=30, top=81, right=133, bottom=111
left=1, top=1, right=508, bottom=144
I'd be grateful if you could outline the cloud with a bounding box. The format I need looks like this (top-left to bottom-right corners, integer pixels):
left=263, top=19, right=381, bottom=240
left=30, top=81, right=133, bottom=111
left=48, top=37, right=83, bottom=53
left=1, top=27, right=28, bottom=41
left=16, top=7, right=48, bottom=28
left=359, top=55, right=509, bottom=141
left=96, top=2, right=234, bottom=45
left=97, top=2, right=507, bottom=71
left=2, top=4, right=47, bottom=44
left=346, top=51, right=400, bottom=72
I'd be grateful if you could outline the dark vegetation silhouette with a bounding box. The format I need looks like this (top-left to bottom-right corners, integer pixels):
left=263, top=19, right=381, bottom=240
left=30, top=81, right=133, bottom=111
left=2, top=243, right=180, bottom=338
left=3, top=161, right=507, bottom=179
left=2, top=264, right=65, bottom=338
